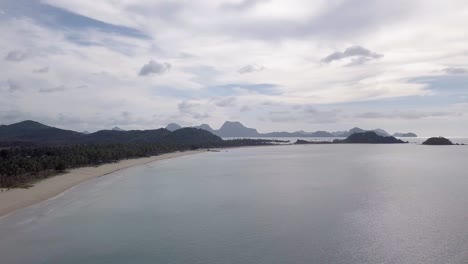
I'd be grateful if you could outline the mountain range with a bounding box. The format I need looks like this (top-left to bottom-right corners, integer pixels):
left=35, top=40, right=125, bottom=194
left=0, top=120, right=222, bottom=147
left=166, top=121, right=417, bottom=138
left=0, top=120, right=417, bottom=147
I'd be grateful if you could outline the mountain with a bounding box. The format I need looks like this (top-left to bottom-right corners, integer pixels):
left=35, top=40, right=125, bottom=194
left=217, top=121, right=260, bottom=137
left=309, top=131, right=335, bottom=137
left=333, top=131, right=407, bottom=144
left=372, top=128, right=391, bottom=137
left=0, top=121, right=223, bottom=147
left=112, top=126, right=125, bottom=131
left=81, top=128, right=171, bottom=144
left=393, top=132, right=417, bottom=137
left=194, top=124, right=216, bottom=134
left=188, top=121, right=397, bottom=138
left=333, top=127, right=390, bottom=137
left=0, top=120, right=83, bottom=145
left=163, top=128, right=223, bottom=145
left=165, top=123, right=182, bottom=132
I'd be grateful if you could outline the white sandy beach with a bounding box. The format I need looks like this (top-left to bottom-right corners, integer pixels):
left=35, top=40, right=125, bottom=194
left=0, top=150, right=206, bottom=217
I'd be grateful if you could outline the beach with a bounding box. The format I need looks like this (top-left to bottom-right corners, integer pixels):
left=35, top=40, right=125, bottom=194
left=0, top=149, right=206, bottom=218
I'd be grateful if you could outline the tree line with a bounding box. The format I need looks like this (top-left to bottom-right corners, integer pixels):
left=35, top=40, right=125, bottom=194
left=0, top=139, right=280, bottom=188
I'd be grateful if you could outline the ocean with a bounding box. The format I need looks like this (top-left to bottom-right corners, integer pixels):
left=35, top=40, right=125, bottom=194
left=1, top=143, right=468, bottom=263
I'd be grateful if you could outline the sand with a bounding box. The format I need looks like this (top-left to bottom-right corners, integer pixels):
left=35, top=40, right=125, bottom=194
left=0, top=150, right=206, bottom=217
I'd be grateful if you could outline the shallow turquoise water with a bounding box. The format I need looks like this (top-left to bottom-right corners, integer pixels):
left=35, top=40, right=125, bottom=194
left=1, top=144, right=468, bottom=263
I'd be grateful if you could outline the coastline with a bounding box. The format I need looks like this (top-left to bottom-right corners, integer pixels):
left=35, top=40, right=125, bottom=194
left=0, top=149, right=207, bottom=218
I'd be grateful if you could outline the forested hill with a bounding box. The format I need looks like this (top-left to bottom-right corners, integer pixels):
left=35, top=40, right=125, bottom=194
left=0, top=120, right=83, bottom=146
left=0, top=121, right=223, bottom=147
left=0, top=121, right=279, bottom=188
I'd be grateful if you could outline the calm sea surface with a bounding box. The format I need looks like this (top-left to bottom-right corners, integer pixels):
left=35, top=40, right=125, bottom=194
left=1, top=144, right=468, bottom=264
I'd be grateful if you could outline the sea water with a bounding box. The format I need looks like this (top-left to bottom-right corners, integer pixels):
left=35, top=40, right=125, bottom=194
left=1, top=144, right=468, bottom=263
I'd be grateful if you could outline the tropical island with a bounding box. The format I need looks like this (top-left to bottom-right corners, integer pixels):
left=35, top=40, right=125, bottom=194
left=422, top=137, right=454, bottom=145
left=295, top=131, right=407, bottom=144
left=393, top=132, right=418, bottom=137
left=333, top=131, right=407, bottom=144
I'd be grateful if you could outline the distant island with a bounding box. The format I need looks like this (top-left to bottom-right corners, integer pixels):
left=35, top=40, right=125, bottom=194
left=295, top=131, right=407, bottom=144
left=166, top=121, right=417, bottom=138
left=393, top=132, right=418, bottom=137
left=422, top=137, right=454, bottom=145
left=334, top=132, right=407, bottom=144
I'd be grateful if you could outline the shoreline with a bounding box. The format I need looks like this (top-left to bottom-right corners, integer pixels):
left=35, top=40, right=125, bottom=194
left=0, top=149, right=207, bottom=218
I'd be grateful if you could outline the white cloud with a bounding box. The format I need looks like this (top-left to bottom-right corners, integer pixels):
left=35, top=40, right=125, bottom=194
left=0, top=0, right=468, bottom=135
left=238, top=64, right=265, bottom=74
left=5, top=50, right=28, bottom=61
left=443, top=67, right=468, bottom=75
left=321, top=46, right=383, bottom=65
left=138, top=60, right=171, bottom=76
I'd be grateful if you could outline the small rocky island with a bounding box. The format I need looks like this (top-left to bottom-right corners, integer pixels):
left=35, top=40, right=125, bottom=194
left=295, top=131, right=407, bottom=144
left=422, top=137, right=454, bottom=145
left=333, top=131, right=407, bottom=144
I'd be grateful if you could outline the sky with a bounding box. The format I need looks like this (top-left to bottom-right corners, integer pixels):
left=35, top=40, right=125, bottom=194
left=1, top=0, right=468, bottom=136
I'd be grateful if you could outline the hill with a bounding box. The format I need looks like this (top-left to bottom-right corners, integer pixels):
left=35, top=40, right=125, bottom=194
left=217, top=121, right=260, bottom=137
left=174, top=121, right=395, bottom=138
left=422, top=137, right=453, bottom=145
left=165, top=123, right=182, bottom=132
left=0, top=120, right=83, bottom=146
left=0, top=121, right=223, bottom=147
left=333, top=132, right=407, bottom=144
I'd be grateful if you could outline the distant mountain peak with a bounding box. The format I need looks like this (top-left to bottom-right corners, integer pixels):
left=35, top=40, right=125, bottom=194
left=199, top=124, right=213, bottom=130
left=393, top=132, right=417, bottom=137
left=8, top=120, right=50, bottom=129
left=165, top=123, right=182, bottom=132
left=218, top=121, right=259, bottom=137
left=221, top=121, right=245, bottom=128
left=111, top=126, right=125, bottom=131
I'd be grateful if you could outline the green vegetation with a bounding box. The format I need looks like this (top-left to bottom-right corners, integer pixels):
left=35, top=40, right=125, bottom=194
left=0, top=138, right=281, bottom=188
left=422, top=137, right=453, bottom=145
left=294, top=139, right=332, bottom=144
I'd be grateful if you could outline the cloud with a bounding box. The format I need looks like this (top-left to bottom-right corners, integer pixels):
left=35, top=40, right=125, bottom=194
left=238, top=64, right=265, bottom=74
left=178, top=100, right=210, bottom=119
left=4, top=0, right=148, bottom=39
left=221, top=0, right=269, bottom=11
left=0, top=110, right=31, bottom=124
left=138, top=60, right=171, bottom=76
left=410, top=75, right=468, bottom=93
left=39, top=85, right=66, bottom=93
left=33, top=66, right=49, bottom=73
left=7, top=79, right=21, bottom=92
left=443, top=67, right=468, bottom=75
left=4, top=50, right=28, bottom=61
left=355, top=110, right=457, bottom=120
left=240, top=105, right=251, bottom=112
left=213, top=97, right=236, bottom=107
left=267, top=105, right=341, bottom=124
left=1, top=0, right=468, bottom=135
left=321, top=46, right=383, bottom=65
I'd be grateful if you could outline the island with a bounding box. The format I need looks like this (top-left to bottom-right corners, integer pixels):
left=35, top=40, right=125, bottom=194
left=393, top=132, right=418, bottom=137
left=333, top=131, right=407, bottom=144
left=422, top=137, right=454, bottom=145
left=294, top=139, right=333, bottom=144
left=295, top=131, right=407, bottom=144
